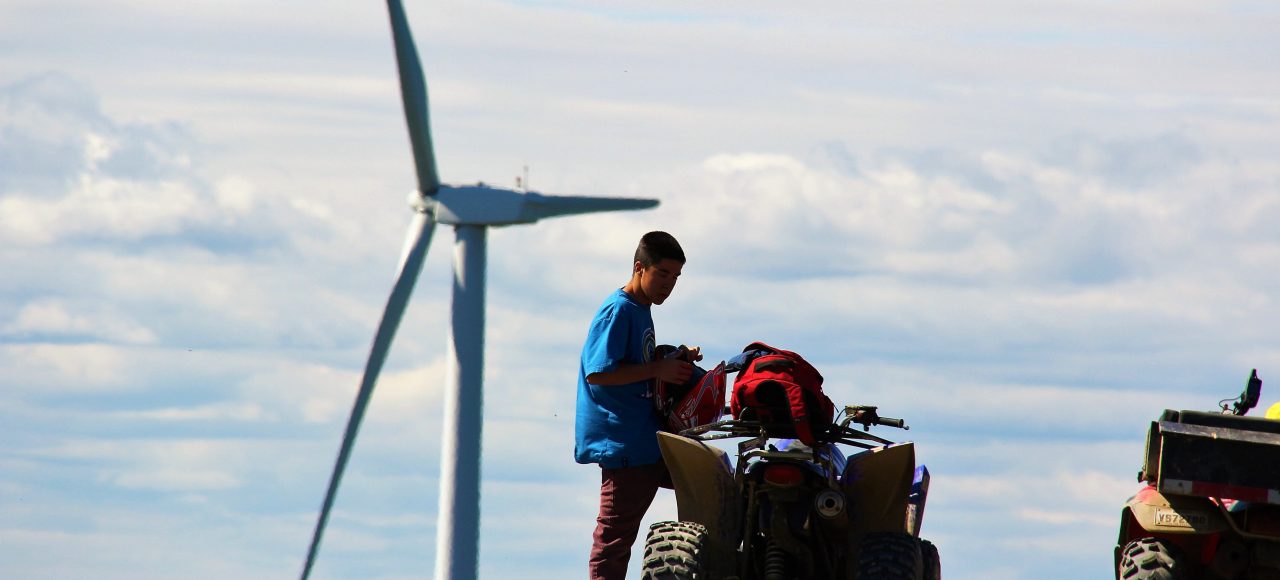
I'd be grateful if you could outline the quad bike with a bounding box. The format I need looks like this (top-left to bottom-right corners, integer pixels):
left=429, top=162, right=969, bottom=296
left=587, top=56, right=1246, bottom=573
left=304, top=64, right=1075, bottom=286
left=1116, top=370, right=1280, bottom=579
left=641, top=353, right=939, bottom=580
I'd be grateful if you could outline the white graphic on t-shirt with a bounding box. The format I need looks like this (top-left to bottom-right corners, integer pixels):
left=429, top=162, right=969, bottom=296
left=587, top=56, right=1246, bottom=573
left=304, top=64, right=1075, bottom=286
left=640, top=327, right=657, bottom=399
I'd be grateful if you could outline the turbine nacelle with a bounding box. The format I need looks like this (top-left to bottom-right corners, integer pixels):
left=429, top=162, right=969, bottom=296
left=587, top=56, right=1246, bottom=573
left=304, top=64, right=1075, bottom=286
left=410, top=183, right=659, bottom=226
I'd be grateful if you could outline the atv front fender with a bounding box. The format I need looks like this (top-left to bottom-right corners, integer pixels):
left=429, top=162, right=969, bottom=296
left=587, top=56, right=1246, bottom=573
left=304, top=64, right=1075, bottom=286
left=1113, top=486, right=1230, bottom=577
left=656, top=432, right=742, bottom=560
left=1121, top=485, right=1229, bottom=538
left=843, top=442, right=916, bottom=538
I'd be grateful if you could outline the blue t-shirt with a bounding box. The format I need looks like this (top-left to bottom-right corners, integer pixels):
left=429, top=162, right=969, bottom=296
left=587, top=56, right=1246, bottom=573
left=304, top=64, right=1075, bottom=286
left=574, top=288, right=661, bottom=468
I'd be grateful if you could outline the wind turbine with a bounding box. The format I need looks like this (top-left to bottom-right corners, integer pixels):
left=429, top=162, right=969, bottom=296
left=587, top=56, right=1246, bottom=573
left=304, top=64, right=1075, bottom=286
left=299, top=1, right=659, bottom=578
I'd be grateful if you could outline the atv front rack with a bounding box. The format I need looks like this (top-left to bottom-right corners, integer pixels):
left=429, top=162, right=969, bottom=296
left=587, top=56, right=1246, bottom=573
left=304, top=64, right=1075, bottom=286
left=680, top=418, right=895, bottom=450
left=680, top=404, right=907, bottom=450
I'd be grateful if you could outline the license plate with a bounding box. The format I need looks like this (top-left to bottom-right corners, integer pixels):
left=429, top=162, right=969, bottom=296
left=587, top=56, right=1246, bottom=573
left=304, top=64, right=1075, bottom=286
left=1155, top=508, right=1207, bottom=528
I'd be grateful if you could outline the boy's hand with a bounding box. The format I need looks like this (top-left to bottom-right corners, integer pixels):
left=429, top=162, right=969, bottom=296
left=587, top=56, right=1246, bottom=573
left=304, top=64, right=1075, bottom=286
left=654, top=358, right=694, bottom=384
left=673, top=344, right=703, bottom=362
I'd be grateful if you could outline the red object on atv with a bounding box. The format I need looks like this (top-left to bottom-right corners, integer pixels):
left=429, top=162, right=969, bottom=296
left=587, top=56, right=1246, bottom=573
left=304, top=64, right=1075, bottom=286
left=653, top=345, right=727, bottom=433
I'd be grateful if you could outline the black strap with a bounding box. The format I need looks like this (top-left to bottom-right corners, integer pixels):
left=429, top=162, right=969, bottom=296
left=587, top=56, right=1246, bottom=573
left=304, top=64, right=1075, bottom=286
left=752, top=358, right=796, bottom=373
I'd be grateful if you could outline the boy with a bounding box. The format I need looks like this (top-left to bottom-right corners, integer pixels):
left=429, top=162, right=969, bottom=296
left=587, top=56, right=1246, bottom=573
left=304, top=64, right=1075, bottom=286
left=575, top=231, right=700, bottom=580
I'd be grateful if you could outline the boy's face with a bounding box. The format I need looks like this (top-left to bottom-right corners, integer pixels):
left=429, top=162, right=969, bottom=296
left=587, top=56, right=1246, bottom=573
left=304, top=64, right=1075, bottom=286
left=634, top=258, right=683, bottom=305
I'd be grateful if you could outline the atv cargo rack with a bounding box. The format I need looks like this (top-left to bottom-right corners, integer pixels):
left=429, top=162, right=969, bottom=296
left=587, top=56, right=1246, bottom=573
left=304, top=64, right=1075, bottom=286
left=1143, top=409, right=1280, bottom=504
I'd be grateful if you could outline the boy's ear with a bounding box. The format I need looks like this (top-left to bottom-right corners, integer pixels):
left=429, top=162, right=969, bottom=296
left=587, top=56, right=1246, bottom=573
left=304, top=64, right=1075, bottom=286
left=632, top=260, right=644, bottom=275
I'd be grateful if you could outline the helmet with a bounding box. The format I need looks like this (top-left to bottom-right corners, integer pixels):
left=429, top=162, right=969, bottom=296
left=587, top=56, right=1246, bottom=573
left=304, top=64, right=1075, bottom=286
left=1266, top=401, right=1280, bottom=420
left=652, top=344, right=726, bottom=433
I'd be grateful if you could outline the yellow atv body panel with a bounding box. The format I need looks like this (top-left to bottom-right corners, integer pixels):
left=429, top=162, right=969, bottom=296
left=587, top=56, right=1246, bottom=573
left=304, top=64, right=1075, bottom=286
left=842, top=441, right=916, bottom=536
left=657, top=431, right=743, bottom=558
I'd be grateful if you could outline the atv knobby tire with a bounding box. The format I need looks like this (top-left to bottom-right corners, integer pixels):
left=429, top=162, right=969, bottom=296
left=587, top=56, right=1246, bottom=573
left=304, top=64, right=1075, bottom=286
left=856, top=532, right=924, bottom=580
left=919, top=538, right=941, bottom=580
left=642, top=521, right=709, bottom=580
left=1118, top=537, right=1185, bottom=580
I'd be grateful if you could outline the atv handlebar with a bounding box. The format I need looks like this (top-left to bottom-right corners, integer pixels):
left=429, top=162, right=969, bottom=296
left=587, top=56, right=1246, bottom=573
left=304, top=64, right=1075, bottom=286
left=691, top=403, right=908, bottom=453
left=874, top=416, right=907, bottom=429
left=841, top=405, right=909, bottom=431
left=683, top=415, right=899, bottom=450
left=713, top=404, right=910, bottom=432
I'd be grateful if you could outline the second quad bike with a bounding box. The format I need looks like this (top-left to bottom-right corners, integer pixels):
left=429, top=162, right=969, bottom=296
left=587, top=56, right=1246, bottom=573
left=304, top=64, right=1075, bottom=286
left=641, top=352, right=938, bottom=580
left=1116, top=370, right=1280, bottom=579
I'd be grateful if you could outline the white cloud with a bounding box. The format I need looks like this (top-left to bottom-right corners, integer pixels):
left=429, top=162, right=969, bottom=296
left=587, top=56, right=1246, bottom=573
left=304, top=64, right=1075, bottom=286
left=110, top=468, right=242, bottom=491
left=114, top=402, right=268, bottom=422
left=238, top=356, right=448, bottom=429
left=0, top=343, right=132, bottom=392
left=1017, top=508, right=1113, bottom=527
left=214, top=175, right=257, bottom=213
left=0, top=173, right=206, bottom=244
left=3, top=300, right=156, bottom=344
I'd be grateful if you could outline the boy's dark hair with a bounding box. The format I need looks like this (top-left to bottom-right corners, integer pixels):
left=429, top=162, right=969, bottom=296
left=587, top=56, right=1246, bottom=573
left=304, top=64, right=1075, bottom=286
left=634, top=231, right=685, bottom=267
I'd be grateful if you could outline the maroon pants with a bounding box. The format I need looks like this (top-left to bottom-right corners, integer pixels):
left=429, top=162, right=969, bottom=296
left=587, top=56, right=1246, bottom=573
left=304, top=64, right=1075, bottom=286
left=588, top=462, right=672, bottom=580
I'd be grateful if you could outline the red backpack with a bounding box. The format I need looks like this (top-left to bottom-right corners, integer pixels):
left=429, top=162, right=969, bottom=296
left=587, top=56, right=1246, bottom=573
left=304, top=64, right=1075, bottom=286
left=729, top=342, right=835, bottom=445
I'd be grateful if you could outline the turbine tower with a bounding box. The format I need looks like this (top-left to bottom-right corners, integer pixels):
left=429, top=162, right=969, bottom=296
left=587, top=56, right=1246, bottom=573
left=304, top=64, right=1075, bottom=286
left=299, top=1, right=658, bottom=578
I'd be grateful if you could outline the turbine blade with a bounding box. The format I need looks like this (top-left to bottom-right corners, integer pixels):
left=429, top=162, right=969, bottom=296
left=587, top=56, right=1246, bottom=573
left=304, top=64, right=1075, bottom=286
left=387, top=0, right=441, bottom=195
left=526, top=194, right=659, bottom=221
left=300, top=212, right=437, bottom=580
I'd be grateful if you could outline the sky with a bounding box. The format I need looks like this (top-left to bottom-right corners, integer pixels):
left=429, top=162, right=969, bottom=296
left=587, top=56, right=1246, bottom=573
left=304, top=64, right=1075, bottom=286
left=2, top=0, right=1279, bottom=578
